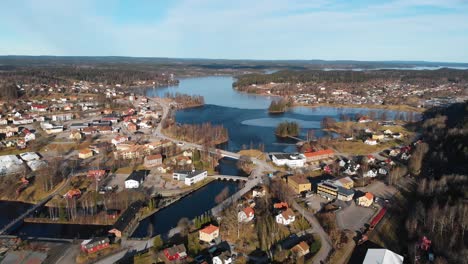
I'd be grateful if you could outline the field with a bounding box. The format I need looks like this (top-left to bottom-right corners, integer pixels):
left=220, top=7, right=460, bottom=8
left=330, top=140, right=400, bottom=156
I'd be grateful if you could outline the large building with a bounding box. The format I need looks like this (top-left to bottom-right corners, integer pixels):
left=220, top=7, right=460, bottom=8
left=304, top=149, right=334, bottom=162
left=81, top=237, right=110, bottom=254
left=317, top=180, right=338, bottom=200
left=124, top=170, right=148, bottom=189
left=173, top=170, right=207, bottom=186
left=271, top=153, right=306, bottom=168
left=337, top=186, right=355, bottom=201
left=286, top=175, right=311, bottom=194
left=332, top=176, right=354, bottom=189
left=363, top=249, right=404, bottom=264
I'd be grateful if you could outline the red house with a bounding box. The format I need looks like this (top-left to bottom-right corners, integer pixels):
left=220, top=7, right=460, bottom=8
left=163, top=244, right=187, bottom=261
left=87, top=170, right=106, bottom=180
left=81, top=237, right=110, bottom=254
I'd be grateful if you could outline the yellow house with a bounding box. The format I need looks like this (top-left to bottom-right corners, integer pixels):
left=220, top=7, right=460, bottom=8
left=287, top=175, right=311, bottom=194
left=199, top=224, right=219, bottom=243
left=357, top=192, right=374, bottom=207
left=333, top=176, right=354, bottom=189
left=372, top=134, right=385, bottom=140
left=78, top=149, right=93, bottom=159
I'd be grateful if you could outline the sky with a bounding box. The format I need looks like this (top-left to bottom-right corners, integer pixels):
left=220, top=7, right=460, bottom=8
left=1, top=0, right=468, bottom=62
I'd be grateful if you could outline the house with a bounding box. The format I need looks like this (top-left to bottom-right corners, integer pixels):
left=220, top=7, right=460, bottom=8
left=364, top=169, right=378, bottom=178
left=199, top=224, right=220, bottom=243
left=81, top=237, right=110, bottom=254
left=286, top=175, right=311, bottom=194
left=332, top=176, right=354, bottom=189
left=357, top=192, right=374, bottom=207
left=127, top=122, right=137, bottom=131
left=337, top=187, right=355, bottom=201
left=365, top=139, right=378, bottom=145
left=163, top=244, right=187, bottom=261
left=303, top=149, right=334, bottom=162
left=124, top=170, right=148, bottom=189
left=252, top=186, right=266, bottom=198
left=31, top=104, right=47, bottom=112
left=372, top=134, right=385, bottom=140
left=291, top=241, right=310, bottom=257
left=69, top=130, right=82, bottom=140
left=317, top=180, right=338, bottom=200
left=358, top=116, right=372, bottom=123
left=78, top=149, right=93, bottom=159
left=212, top=250, right=233, bottom=264
left=144, top=154, right=163, bottom=167
left=173, top=170, right=208, bottom=186
left=273, top=202, right=289, bottom=210
left=271, top=153, right=306, bottom=168
left=367, top=155, right=376, bottom=163
left=23, top=131, right=35, bottom=142
left=383, top=129, right=393, bottom=135
left=378, top=168, right=388, bottom=175
left=52, top=113, right=73, bottom=122
left=276, top=208, right=295, bottom=225
left=363, top=249, right=404, bottom=264
left=87, top=170, right=106, bottom=180
left=238, top=207, right=255, bottom=223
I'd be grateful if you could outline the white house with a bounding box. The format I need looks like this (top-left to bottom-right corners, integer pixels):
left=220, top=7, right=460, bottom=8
left=124, top=171, right=147, bottom=189
left=364, top=169, right=378, bottom=178
left=173, top=170, right=208, bottom=186
left=275, top=208, right=295, bottom=225
left=252, top=186, right=266, bottom=198
left=212, top=253, right=233, bottom=264
left=365, top=139, right=378, bottom=145
left=271, top=153, right=306, bottom=168
left=238, top=207, right=255, bottom=223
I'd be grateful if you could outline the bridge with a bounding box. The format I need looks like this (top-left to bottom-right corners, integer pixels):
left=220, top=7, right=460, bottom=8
left=210, top=174, right=248, bottom=181
left=0, top=178, right=70, bottom=235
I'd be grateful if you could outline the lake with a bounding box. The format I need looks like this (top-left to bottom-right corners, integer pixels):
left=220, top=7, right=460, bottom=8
left=146, top=76, right=419, bottom=152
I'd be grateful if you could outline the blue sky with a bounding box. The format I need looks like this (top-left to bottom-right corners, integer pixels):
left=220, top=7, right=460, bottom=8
left=1, top=0, right=468, bottom=62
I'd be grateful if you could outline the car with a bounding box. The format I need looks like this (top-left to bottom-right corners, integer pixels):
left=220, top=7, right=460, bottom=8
left=177, top=142, right=184, bottom=146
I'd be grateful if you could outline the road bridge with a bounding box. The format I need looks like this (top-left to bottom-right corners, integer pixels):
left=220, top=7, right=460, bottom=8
left=210, top=175, right=248, bottom=181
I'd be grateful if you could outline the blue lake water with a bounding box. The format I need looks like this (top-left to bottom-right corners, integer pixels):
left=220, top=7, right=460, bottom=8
left=147, top=76, right=419, bottom=152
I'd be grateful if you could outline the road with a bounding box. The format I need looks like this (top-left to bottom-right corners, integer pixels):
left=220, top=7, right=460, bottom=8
left=292, top=200, right=332, bottom=264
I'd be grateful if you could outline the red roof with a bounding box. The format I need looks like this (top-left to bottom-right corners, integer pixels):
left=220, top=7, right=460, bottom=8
left=200, top=224, right=219, bottom=234
left=364, top=192, right=374, bottom=200
left=274, top=202, right=289, bottom=209
left=304, top=149, right=334, bottom=157
left=370, top=207, right=386, bottom=227
left=243, top=207, right=254, bottom=217
left=146, top=154, right=162, bottom=160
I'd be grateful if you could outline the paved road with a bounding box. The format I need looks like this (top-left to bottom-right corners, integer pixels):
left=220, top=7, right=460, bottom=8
left=292, top=200, right=333, bottom=264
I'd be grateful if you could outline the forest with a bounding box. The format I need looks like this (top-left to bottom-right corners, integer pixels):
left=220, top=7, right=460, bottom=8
left=389, top=102, right=468, bottom=263
left=165, top=92, right=205, bottom=107
left=268, top=99, right=291, bottom=113
left=233, top=68, right=468, bottom=87
left=275, top=121, right=300, bottom=137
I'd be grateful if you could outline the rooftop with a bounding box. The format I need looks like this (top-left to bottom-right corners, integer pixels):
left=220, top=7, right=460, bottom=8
left=200, top=224, right=219, bottom=234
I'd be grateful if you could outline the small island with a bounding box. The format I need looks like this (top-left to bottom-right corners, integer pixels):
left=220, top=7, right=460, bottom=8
left=275, top=121, right=300, bottom=137
left=165, top=92, right=205, bottom=108
left=268, top=99, right=290, bottom=114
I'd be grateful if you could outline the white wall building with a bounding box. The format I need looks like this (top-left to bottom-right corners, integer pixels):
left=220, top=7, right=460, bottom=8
left=271, top=153, right=306, bottom=168
left=173, top=170, right=208, bottom=186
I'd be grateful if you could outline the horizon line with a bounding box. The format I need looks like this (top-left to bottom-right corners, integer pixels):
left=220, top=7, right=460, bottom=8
left=1, top=54, right=468, bottom=65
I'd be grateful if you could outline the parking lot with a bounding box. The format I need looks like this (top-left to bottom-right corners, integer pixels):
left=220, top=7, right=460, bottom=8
left=357, top=181, right=397, bottom=199
left=336, top=203, right=377, bottom=231
left=304, top=194, right=330, bottom=213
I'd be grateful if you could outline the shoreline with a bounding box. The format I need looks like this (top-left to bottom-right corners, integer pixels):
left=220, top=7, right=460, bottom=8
left=292, top=102, right=425, bottom=113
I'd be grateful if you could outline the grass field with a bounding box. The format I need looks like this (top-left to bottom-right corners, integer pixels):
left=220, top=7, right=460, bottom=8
left=331, top=140, right=400, bottom=155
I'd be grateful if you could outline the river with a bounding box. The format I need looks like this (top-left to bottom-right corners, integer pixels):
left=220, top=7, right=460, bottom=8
left=146, top=76, right=419, bottom=152
left=131, top=180, right=240, bottom=238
